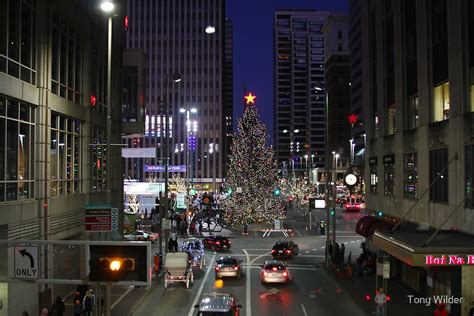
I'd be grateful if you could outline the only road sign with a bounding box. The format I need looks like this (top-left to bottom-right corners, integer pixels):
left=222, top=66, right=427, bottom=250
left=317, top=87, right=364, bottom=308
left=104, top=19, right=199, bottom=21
left=14, top=246, right=39, bottom=279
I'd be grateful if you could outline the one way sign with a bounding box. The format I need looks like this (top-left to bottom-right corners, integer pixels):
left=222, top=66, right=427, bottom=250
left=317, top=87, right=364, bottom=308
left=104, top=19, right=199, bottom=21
left=14, top=246, right=39, bottom=279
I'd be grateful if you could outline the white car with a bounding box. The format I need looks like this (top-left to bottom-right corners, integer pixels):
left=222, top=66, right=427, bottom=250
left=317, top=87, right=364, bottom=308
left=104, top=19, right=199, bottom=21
left=260, top=260, right=290, bottom=284
left=124, top=230, right=159, bottom=242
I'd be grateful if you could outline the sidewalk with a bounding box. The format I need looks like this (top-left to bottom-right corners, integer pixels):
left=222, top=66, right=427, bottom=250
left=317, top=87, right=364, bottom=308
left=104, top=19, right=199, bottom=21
left=323, top=265, right=434, bottom=316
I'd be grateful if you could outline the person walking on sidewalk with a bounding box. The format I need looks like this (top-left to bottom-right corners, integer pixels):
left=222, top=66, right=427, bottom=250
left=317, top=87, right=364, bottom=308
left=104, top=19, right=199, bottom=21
left=52, top=296, right=65, bottom=316
left=434, top=303, right=449, bottom=316
left=374, top=288, right=387, bottom=316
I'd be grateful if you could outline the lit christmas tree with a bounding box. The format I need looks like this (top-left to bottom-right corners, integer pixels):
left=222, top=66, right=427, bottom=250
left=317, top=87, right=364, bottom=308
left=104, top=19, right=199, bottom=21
left=223, top=93, right=285, bottom=226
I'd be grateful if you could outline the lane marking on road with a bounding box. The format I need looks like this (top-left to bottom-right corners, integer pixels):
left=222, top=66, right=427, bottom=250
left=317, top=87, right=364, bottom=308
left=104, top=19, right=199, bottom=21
left=301, top=304, right=308, bottom=316
left=243, top=249, right=252, bottom=316
left=111, top=286, right=134, bottom=309
left=187, top=253, right=216, bottom=316
left=250, top=251, right=272, bottom=264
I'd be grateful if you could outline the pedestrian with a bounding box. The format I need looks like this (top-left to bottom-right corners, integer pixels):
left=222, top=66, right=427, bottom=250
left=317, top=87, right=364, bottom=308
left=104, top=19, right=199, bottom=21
left=83, top=290, right=94, bottom=316
left=52, top=296, right=65, bottom=316
left=434, top=303, right=449, bottom=316
left=40, top=308, right=48, bottom=316
left=145, top=208, right=148, bottom=219
left=374, top=288, right=387, bottom=316
left=73, top=300, right=82, bottom=316
left=341, top=243, right=346, bottom=259
left=173, top=236, right=179, bottom=252
left=167, top=237, right=174, bottom=253
left=328, top=241, right=333, bottom=259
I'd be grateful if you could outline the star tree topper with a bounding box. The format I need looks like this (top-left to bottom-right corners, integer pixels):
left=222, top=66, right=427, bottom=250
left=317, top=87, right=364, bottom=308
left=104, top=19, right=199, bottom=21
left=244, top=92, right=256, bottom=106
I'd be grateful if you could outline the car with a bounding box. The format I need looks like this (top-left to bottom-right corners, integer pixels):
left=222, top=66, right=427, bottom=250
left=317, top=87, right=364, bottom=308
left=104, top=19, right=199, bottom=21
left=260, top=260, right=290, bottom=284
left=180, top=238, right=206, bottom=269
left=124, top=230, right=159, bottom=242
left=215, top=256, right=242, bottom=279
left=203, top=235, right=231, bottom=251
left=344, top=196, right=366, bottom=212
left=194, top=293, right=242, bottom=316
left=271, top=240, right=299, bottom=259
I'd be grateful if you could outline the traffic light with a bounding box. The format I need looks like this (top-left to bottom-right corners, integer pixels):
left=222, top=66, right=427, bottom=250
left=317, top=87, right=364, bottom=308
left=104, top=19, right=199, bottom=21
left=227, top=188, right=232, bottom=195
left=273, top=188, right=281, bottom=196
left=89, top=256, right=135, bottom=282
left=330, top=210, right=335, bottom=216
left=189, top=188, right=197, bottom=196
left=377, top=210, right=384, bottom=217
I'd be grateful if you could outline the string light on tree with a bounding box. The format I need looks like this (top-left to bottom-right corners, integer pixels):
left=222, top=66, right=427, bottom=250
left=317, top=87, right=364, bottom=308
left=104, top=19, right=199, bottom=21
left=223, top=92, right=285, bottom=226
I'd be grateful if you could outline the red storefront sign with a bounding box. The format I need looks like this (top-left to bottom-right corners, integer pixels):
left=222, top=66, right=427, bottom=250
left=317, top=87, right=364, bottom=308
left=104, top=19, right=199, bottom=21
left=85, top=216, right=112, bottom=223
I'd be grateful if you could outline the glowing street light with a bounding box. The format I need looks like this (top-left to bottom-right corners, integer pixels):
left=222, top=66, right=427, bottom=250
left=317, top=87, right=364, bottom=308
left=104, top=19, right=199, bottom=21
left=100, top=1, right=115, bottom=13
left=205, top=25, right=216, bottom=34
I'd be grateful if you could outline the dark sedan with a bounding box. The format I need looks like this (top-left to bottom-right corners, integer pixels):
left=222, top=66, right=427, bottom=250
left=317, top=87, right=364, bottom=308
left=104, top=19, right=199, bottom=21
left=203, top=235, right=231, bottom=251
left=271, top=240, right=299, bottom=259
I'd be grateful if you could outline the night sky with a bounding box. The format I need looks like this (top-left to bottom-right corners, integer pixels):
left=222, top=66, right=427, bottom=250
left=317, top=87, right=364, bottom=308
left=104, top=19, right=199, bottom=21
left=226, top=0, right=349, bottom=142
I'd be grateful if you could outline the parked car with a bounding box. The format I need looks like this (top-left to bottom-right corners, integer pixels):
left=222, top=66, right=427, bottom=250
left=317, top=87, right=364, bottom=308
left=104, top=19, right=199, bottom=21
left=271, top=240, right=299, bottom=259
left=124, top=230, right=159, bottom=242
left=215, top=256, right=242, bottom=279
left=344, top=196, right=366, bottom=212
left=260, top=260, right=290, bottom=284
left=194, top=293, right=242, bottom=316
left=203, top=235, right=231, bottom=251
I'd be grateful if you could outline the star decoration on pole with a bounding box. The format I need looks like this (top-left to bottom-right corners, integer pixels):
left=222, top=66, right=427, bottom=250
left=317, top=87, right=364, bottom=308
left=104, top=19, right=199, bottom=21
left=244, top=92, right=256, bottom=106
left=347, top=114, right=358, bottom=126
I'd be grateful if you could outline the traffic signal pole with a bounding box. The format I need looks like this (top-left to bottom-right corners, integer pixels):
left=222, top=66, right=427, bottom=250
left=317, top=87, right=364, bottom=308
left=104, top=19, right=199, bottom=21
left=105, top=283, right=112, bottom=316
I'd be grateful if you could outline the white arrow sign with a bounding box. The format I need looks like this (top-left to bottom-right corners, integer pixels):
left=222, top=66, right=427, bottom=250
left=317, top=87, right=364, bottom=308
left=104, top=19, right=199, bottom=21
left=14, top=246, right=39, bottom=279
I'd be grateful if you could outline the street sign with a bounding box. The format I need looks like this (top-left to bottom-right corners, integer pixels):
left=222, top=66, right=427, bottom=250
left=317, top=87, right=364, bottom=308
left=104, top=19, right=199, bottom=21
left=86, top=216, right=112, bottom=223
left=14, top=246, right=39, bottom=279
left=162, top=219, right=171, bottom=230
left=309, top=198, right=326, bottom=209
left=86, top=208, right=112, bottom=216
left=86, top=223, right=112, bottom=231
left=274, top=220, right=281, bottom=230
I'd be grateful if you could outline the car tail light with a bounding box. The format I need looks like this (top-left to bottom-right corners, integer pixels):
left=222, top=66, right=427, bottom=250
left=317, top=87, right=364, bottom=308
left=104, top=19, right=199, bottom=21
left=345, top=204, right=350, bottom=208
left=215, top=266, right=220, bottom=271
left=263, top=271, right=267, bottom=276
left=272, top=249, right=276, bottom=253
left=285, top=249, right=291, bottom=254
left=228, top=241, right=231, bottom=244
left=216, top=241, right=221, bottom=245
left=283, top=271, right=288, bottom=277
left=234, top=266, right=239, bottom=271
left=272, top=267, right=277, bottom=271
left=355, top=204, right=360, bottom=208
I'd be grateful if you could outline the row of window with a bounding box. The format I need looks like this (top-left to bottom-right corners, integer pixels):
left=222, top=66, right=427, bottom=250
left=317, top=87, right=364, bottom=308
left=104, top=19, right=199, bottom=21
left=0, top=96, right=108, bottom=202
left=369, top=147, right=455, bottom=205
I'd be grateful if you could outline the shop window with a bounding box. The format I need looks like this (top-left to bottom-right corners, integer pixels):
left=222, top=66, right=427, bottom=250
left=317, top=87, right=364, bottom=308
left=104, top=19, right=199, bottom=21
left=50, top=113, right=81, bottom=196
left=387, top=104, right=396, bottom=135
left=407, top=96, right=419, bottom=129
left=432, top=82, right=450, bottom=122
left=0, top=96, right=35, bottom=202
left=369, top=157, right=378, bottom=194
left=403, top=153, right=418, bottom=199
left=384, top=155, right=395, bottom=196
left=429, top=148, right=448, bottom=203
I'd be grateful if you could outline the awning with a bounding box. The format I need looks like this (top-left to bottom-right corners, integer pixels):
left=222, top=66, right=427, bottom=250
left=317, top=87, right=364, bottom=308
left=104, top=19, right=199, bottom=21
left=356, top=216, right=394, bottom=237
left=355, top=216, right=378, bottom=237
left=373, top=229, right=474, bottom=267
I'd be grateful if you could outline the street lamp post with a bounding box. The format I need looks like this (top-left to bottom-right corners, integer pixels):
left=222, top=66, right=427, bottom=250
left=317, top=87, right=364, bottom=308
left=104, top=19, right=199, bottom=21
left=99, top=2, right=115, bottom=315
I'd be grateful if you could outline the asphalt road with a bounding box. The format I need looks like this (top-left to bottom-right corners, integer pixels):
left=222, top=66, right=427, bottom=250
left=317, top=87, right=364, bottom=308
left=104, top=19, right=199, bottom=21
left=130, top=206, right=367, bottom=316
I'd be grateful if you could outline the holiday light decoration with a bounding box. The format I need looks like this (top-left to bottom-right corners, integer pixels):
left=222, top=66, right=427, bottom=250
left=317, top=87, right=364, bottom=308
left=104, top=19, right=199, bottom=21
left=223, top=101, right=285, bottom=225
left=244, top=92, right=256, bottom=105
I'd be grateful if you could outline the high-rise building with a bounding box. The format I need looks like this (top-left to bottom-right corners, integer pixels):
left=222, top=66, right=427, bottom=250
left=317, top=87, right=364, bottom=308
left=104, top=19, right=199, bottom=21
left=223, top=18, right=233, bottom=177
left=349, top=0, right=365, bottom=166
left=322, top=12, right=351, bottom=178
left=273, top=10, right=329, bottom=178
left=358, top=1, right=474, bottom=314
left=0, top=0, right=125, bottom=313
left=125, top=0, right=227, bottom=192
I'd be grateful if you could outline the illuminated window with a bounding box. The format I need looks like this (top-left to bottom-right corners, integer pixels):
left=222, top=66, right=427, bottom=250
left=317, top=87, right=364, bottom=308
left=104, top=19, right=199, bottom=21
left=432, top=82, right=450, bottom=122
left=387, top=104, right=396, bottom=135
left=407, top=96, right=419, bottom=129
left=0, top=97, right=35, bottom=202
left=369, top=157, right=378, bottom=194
left=403, top=153, right=418, bottom=199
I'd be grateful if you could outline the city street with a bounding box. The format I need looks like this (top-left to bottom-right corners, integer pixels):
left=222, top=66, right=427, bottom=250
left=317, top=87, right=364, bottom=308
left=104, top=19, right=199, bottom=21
left=128, top=206, right=367, bottom=316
